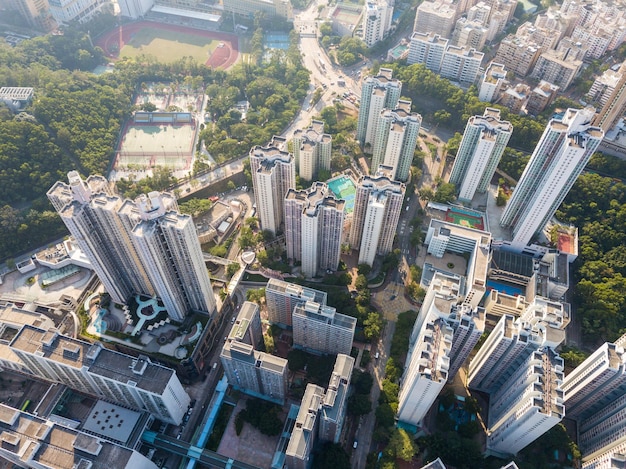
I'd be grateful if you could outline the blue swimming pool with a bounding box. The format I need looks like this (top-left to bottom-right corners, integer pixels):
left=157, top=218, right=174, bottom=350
left=327, top=176, right=356, bottom=213
left=487, top=279, right=524, bottom=296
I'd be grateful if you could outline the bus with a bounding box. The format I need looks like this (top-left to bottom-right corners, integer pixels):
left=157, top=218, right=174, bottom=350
left=21, top=400, right=31, bottom=412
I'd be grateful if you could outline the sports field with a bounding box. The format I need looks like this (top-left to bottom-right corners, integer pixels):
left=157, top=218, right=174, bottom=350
left=445, top=209, right=485, bottom=230
left=117, top=123, right=194, bottom=170
left=97, top=22, right=238, bottom=69
left=328, top=175, right=356, bottom=213
left=121, top=29, right=217, bottom=62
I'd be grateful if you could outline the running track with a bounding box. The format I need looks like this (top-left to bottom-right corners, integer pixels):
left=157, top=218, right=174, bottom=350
left=97, top=21, right=239, bottom=70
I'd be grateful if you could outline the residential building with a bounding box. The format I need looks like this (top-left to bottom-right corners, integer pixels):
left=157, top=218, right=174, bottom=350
left=362, top=0, right=394, bottom=48
left=467, top=1, right=491, bottom=25
left=265, top=279, right=327, bottom=328
left=250, top=137, right=296, bottom=235
left=593, top=64, right=626, bottom=132
left=397, top=316, right=452, bottom=427
left=526, top=80, right=559, bottom=115
left=220, top=339, right=288, bottom=404
left=478, top=62, right=507, bottom=103
left=285, top=384, right=325, bottom=469
left=319, top=354, right=354, bottom=443
left=284, top=183, right=345, bottom=277
left=371, top=99, right=422, bottom=182
left=449, top=107, right=513, bottom=202
left=500, top=83, right=531, bottom=114
left=10, top=0, right=56, bottom=31
left=452, top=18, right=488, bottom=51
left=48, top=172, right=215, bottom=321
left=486, top=347, right=565, bottom=455
left=222, top=0, right=292, bottom=19
left=228, top=301, right=263, bottom=347
left=356, top=68, right=402, bottom=148
left=292, top=301, right=356, bottom=356
left=409, top=272, right=485, bottom=380
left=10, top=325, right=190, bottom=424
left=0, top=404, right=158, bottom=469
left=531, top=47, right=583, bottom=90
left=350, top=165, right=405, bottom=266
left=413, top=0, right=457, bottom=38
left=587, top=63, right=625, bottom=108
left=468, top=314, right=545, bottom=393
left=407, top=31, right=449, bottom=72
left=494, top=35, right=541, bottom=77
left=561, top=342, right=626, bottom=422
left=440, top=46, right=484, bottom=86
left=500, top=107, right=603, bottom=248
left=48, top=0, right=109, bottom=25
left=580, top=391, right=626, bottom=456
left=292, top=120, right=332, bottom=181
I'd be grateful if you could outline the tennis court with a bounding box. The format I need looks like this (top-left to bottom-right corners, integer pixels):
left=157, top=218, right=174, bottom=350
left=116, top=123, right=194, bottom=170
left=328, top=175, right=356, bottom=213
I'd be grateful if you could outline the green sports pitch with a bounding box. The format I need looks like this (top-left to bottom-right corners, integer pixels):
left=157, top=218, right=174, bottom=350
left=120, top=28, right=219, bottom=63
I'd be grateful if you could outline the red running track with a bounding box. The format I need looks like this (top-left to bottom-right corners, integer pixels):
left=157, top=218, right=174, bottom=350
left=97, top=21, right=239, bottom=70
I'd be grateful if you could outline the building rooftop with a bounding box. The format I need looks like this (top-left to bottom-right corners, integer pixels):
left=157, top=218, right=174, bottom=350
left=10, top=326, right=174, bottom=395
left=0, top=404, right=135, bottom=468
left=266, top=279, right=327, bottom=305
left=286, top=384, right=325, bottom=460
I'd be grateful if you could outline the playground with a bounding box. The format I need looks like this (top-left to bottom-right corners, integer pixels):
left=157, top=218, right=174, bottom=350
left=97, top=22, right=239, bottom=69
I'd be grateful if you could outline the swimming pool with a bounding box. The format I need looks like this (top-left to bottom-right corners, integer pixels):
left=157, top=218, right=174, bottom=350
left=327, top=175, right=356, bottom=213
left=487, top=279, right=524, bottom=296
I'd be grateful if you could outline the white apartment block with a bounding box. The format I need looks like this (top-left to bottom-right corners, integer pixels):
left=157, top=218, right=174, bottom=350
left=424, top=219, right=491, bottom=308
left=531, top=47, right=583, bottom=90
left=292, top=301, right=356, bottom=356
left=487, top=348, right=565, bottom=455
left=467, top=314, right=546, bottom=393
left=440, top=46, right=484, bottom=86
left=350, top=165, right=405, bottom=266
left=500, top=107, right=603, bottom=248
left=227, top=301, right=263, bottom=347
left=371, top=99, right=422, bottom=182
left=593, top=67, right=626, bottom=132
left=49, top=172, right=215, bottom=320
left=410, top=272, right=485, bottom=380
left=250, top=137, right=296, bottom=236
left=357, top=68, right=402, bottom=149
left=413, top=0, right=457, bottom=38
left=478, top=62, right=507, bottom=103
left=453, top=18, right=488, bottom=51
left=10, top=325, right=190, bottom=424
left=220, top=338, right=288, bottom=404
left=265, top=279, right=327, bottom=328
left=467, top=1, right=491, bottom=25
left=398, top=316, right=452, bottom=427
left=292, top=120, right=332, bottom=181
left=579, top=393, right=626, bottom=459
left=0, top=405, right=158, bottom=469
left=362, top=0, right=394, bottom=48
left=561, top=342, right=626, bottom=421
left=449, top=107, right=513, bottom=202
left=285, top=183, right=345, bottom=278
left=446, top=303, right=485, bottom=379
left=319, top=354, right=354, bottom=443
left=285, top=384, right=325, bottom=469
left=588, top=64, right=625, bottom=108
left=48, top=0, right=109, bottom=25
left=407, top=31, right=448, bottom=72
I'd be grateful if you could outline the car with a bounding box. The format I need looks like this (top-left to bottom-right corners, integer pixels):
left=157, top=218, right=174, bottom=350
left=353, top=441, right=358, bottom=449
left=231, top=316, right=236, bottom=324
left=375, top=352, right=380, bottom=359
left=190, top=399, right=197, bottom=408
